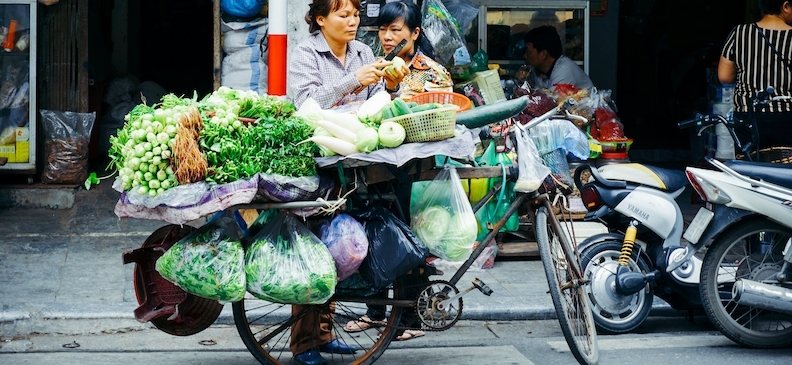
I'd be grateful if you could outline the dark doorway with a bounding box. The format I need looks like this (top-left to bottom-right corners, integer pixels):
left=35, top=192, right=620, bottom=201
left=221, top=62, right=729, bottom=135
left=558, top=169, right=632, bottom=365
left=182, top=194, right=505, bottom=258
left=136, top=0, right=214, bottom=97
left=616, top=0, right=752, bottom=161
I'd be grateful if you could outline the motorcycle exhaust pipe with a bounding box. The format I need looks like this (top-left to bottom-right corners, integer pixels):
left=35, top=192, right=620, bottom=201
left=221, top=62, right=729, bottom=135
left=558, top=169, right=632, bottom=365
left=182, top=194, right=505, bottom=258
left=732, top=279, right=792, bottom=315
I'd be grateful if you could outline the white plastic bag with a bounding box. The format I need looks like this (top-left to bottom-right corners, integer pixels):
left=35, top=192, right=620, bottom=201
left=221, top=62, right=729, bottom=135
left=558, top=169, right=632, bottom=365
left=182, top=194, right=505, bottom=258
left=514, top=125, right=551, bottom=192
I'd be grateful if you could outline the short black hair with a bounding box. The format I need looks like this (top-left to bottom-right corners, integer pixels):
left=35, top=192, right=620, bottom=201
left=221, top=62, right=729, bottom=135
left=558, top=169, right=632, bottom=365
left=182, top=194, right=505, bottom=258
left=759, top=0, right=788, bottom=15
left=376, top=0, right=435, bottom=58
left=524, top=25, right=562, bottom=59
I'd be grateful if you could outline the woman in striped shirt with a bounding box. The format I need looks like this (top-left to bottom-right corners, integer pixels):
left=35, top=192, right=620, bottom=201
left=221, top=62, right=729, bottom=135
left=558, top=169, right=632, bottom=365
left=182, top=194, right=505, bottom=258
left=719, top=0, right=792, bottom=148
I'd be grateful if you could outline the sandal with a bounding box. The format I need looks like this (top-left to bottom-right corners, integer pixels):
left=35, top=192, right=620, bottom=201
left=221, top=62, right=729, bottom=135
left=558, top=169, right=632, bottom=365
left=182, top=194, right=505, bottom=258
left=344, top=315, right=386, bottom=332
left=396, top=329, right=425, bottom=341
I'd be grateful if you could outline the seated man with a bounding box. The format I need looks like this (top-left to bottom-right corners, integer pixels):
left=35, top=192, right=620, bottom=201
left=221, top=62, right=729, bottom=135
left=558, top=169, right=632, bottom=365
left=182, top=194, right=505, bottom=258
left=523, top=25, right=593, bottom=91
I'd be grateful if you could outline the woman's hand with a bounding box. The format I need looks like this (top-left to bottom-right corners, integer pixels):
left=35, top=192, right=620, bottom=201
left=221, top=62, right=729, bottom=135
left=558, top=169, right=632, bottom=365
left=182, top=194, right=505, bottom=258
left=381, top=62, right=410, bottom=91
left=356, top=62, right=388, bottom=88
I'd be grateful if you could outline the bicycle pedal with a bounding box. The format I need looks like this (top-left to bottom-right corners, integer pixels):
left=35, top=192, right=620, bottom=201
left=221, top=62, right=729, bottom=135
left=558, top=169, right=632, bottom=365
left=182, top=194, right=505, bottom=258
left=473, top=278, right=493, bottom=296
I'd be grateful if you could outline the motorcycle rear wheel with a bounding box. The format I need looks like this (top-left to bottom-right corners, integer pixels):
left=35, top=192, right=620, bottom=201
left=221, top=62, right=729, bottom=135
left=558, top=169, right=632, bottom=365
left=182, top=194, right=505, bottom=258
left=581, top=241, right=654, bottom=334
left=700, top=218, right=792, bottom=348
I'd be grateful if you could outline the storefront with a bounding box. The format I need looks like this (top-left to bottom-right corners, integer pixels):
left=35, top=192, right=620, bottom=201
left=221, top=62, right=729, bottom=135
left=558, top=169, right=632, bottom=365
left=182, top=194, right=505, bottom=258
left=0, top=0, right=763, bottom=184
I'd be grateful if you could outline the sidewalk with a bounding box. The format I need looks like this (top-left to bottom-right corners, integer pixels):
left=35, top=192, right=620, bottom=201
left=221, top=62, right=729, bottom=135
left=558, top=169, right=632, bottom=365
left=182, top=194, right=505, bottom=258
left=0, top=180, right=683, bottom=340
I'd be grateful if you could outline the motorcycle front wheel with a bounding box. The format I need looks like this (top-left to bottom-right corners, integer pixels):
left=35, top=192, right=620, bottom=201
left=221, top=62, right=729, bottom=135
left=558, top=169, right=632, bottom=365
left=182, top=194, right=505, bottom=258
left=581, top=241, right=654, bottom=334
left=700, top=218, right=792, bottom=348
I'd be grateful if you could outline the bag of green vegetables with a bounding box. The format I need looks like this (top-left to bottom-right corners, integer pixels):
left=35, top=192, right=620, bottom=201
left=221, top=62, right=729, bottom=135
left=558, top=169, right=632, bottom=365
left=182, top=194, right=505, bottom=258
left=245, top=211, right=337, bottom=305
left=410, top=165, right=478, bottom=261
left=155, top=212, right=246, bottom=302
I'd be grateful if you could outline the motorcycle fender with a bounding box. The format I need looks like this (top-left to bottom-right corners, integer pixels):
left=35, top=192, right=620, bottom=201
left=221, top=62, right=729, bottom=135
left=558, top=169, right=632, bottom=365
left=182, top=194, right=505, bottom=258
left=696, top=204, right=754, bottom=247
left=577, top=232, right=624, bottom=253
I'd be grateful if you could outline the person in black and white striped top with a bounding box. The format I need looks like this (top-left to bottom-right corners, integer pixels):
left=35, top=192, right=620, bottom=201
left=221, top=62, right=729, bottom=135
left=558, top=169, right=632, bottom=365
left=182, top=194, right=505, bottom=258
left=719, top=0, right=792, bottom=148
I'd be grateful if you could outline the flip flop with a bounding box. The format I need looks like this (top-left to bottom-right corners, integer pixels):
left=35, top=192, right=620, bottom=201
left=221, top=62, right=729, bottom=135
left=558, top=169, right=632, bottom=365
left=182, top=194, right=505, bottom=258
left=396, top=329, right=425, bottom=341
left=344, top=315, right=386, bottom=332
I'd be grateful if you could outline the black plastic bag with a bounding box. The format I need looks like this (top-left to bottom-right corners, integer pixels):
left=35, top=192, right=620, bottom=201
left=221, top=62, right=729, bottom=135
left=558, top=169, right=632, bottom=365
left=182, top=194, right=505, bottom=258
left=352, top=205, right=429, bottom=293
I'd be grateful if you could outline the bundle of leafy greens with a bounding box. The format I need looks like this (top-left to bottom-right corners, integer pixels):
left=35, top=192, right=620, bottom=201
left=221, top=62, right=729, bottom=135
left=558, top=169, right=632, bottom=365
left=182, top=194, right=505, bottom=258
left=198, top=89, right=316, bottom=184
left=246, top=213, right=337, bottom=304
left=155, top=220, right=246, bottom=302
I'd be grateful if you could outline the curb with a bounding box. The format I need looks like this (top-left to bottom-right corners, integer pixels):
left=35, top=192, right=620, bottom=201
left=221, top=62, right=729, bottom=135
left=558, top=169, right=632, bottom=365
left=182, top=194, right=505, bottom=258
left=0, top=186, right=77, bottom=209
left=1, top=300, right=686, bottom=340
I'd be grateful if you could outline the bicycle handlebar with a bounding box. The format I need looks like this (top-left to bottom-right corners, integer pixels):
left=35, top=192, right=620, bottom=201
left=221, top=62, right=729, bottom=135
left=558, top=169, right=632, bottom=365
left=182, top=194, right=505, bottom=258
left=677, top=114, right=704, bottom=129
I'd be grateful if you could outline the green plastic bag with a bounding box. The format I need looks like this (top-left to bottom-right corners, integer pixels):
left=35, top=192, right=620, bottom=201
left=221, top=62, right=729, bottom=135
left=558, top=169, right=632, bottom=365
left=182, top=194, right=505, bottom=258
left=476, top=142, right=519, bottom=233
left=470, top=49, right=489, bottom=73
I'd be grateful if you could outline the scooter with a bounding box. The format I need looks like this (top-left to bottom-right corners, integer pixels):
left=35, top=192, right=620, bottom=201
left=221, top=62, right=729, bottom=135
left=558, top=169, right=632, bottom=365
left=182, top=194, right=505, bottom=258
left=682, top=87, right=792, bottom=348
left=686, top=156, right=792, bottom=348
left=573, top=160, right=702, bottom=333
left=570, top=107, right=759, bottom=334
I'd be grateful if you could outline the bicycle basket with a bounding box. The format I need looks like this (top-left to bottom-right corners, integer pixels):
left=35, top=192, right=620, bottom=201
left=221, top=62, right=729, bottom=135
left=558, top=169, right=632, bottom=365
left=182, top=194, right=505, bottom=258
left=383, top=105, right=459, bottom=143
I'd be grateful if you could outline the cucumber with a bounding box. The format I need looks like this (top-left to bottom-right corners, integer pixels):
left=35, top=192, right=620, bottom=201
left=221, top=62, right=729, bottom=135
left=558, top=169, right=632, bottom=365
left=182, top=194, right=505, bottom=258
left=454, top=96, right=530, bottom=128
left=381, top=103, right=394, bottom=120
left=391, top=98, right=413, bottom=117
left=406, top=101, right=419, bottom=109
left=411, top=103, right=439, bottom=113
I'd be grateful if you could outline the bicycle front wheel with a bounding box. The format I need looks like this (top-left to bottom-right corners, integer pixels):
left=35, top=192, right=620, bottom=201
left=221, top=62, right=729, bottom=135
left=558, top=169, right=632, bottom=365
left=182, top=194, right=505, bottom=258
left=232, top=277, right=407, bottom=365
left=536, top=205, right=599, bottom=365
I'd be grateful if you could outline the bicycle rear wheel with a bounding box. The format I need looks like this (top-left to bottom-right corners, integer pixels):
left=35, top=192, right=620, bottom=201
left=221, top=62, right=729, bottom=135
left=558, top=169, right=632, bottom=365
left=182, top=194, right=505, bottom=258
left=232, top=277, right=407, bottom=365
left=536, top=205, right=599, bottom=365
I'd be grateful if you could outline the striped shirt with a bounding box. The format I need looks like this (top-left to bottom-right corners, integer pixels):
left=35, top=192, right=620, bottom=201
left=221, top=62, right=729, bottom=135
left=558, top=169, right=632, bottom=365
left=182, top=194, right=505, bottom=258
left=722, top=23, right=792, bottom=113
left=288, top=32, right=385, bottom=109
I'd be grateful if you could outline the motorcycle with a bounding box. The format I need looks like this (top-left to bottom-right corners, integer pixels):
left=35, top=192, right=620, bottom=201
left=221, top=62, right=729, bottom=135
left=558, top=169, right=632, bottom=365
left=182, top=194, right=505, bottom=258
left=681, top=87, right=792, bottom=348
left=571, top=86, right=788, bottom=334
left=686, top=156, right=792, bottom=348
left=573, top=159, right=702, bottom=333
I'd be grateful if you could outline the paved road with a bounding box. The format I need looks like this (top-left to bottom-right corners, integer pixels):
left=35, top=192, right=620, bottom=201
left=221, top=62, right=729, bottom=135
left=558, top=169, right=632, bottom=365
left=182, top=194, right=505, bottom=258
left=2, top=318, right=792, bottom=365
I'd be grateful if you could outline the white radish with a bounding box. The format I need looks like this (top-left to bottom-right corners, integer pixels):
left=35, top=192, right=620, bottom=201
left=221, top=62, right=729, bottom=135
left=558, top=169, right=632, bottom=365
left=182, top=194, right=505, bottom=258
left=317, top=120, right=357, bottom=144
left=323, top=109, right=367, bottom=133
left=308, top=136, right=360, bottom=156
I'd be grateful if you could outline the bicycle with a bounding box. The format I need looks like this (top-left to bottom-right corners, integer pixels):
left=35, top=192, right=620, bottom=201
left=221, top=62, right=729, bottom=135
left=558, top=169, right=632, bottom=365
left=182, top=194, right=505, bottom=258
left=227, top=107, right=599, bottom=365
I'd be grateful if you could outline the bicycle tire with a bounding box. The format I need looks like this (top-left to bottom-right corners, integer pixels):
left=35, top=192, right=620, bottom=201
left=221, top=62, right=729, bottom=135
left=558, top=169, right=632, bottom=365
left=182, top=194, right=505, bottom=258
left=232, top=277, right=407, bottom=365
left=700, top=218, right=792, bottom=348
left=536, top=206, right=599, bottom=365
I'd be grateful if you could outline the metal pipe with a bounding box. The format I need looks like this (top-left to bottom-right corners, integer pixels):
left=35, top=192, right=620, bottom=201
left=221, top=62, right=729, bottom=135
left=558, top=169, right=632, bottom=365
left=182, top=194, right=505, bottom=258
left=732, top=279, right=792, bottom=315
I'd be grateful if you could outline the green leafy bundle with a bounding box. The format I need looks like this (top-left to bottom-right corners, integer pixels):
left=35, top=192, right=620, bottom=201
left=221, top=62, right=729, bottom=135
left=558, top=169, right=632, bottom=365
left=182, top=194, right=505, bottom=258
left=199, top=91, right=315, bottom=183
left=246, top=229, right=337, bottom=305
left=155, top=227, right=246, bottom=302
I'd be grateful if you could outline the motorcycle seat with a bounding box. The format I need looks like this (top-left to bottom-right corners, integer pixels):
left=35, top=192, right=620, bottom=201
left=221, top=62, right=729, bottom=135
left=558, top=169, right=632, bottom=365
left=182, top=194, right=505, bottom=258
left=724, top=160, right=792, bottom=189
left=598, top=163, right=687, bottom=192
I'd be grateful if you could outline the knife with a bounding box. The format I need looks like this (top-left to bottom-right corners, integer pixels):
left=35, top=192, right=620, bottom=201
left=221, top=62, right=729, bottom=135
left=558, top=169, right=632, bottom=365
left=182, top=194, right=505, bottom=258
left=384, top=39, right=408, bottom=61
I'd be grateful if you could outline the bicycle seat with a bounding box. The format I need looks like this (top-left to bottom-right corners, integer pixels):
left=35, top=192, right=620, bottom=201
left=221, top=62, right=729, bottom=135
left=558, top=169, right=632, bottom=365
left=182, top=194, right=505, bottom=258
left=597, top=163, right=687, bottom=192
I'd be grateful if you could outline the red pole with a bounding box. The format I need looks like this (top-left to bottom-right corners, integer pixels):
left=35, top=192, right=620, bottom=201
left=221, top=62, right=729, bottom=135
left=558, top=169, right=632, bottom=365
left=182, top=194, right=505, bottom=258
left=268, top=1, right=287, bottom=96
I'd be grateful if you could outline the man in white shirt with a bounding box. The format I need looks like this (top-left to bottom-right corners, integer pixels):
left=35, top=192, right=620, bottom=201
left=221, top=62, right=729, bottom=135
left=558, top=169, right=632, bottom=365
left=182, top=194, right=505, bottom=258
left=523, top=25, right=593, bottom=91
